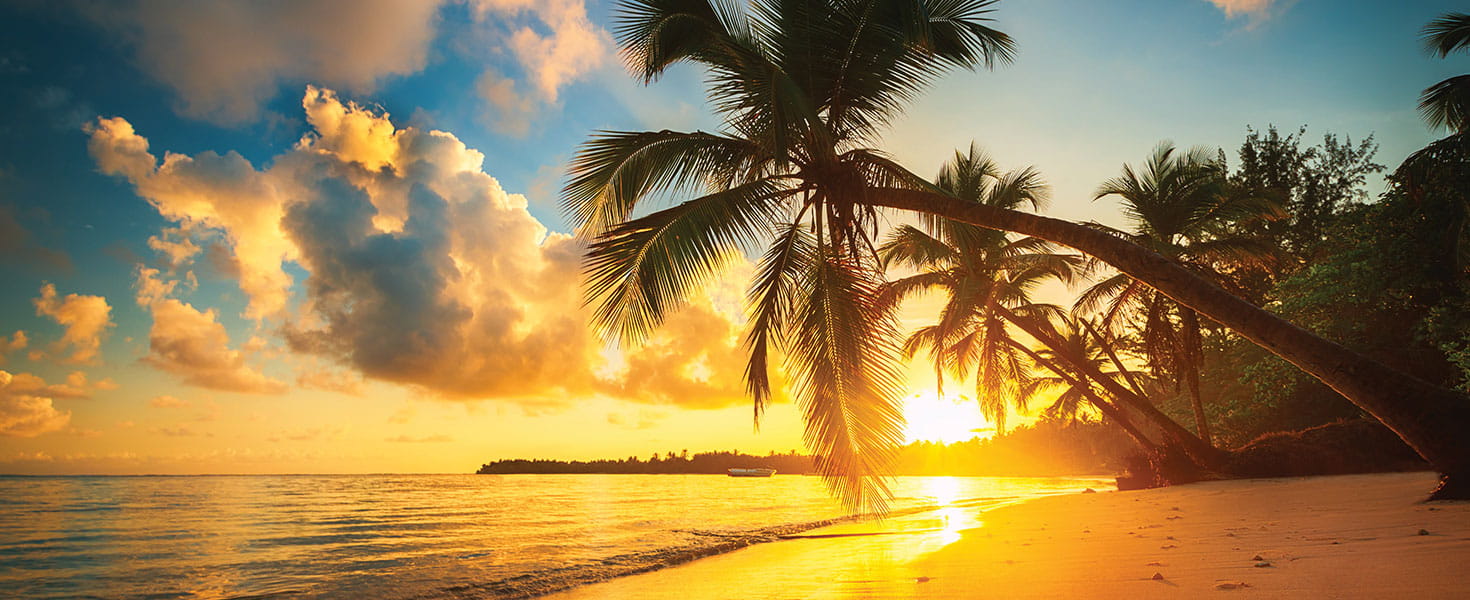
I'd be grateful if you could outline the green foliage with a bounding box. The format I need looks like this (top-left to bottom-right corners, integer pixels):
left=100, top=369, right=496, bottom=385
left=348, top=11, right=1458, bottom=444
left=1231, top=125, right=1383, bottom=272
left=1210, top=132, right=1470, bottom=445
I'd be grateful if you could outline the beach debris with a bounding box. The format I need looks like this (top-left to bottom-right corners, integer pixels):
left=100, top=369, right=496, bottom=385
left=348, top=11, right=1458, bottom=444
left=1161, top=544, right=1178, bottom=549
left=1083, top=488, right=1097, bottom=494
left=1250, top=554, right=1263, bottom=561
left=1167, top=515, right=1183, bottom=520
left=1253, top=561, right=1273, bottom=568
left=1146, top=561, right=1164, bottom=566
left=916, top=576, right=930, bottom=583
left=1151, top=572, right=1166, bottom=581
left=1215, top=581, right=1251, bottom=590
left=1418, top=529, right=1430, bottom=536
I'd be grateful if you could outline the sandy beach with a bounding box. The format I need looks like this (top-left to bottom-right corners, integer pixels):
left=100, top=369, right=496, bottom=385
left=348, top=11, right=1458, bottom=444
left=550, top=472, right=1469, bottom=599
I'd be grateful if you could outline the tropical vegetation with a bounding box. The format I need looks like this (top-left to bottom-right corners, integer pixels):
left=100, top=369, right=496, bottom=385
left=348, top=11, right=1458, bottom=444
left=564, top=0, right=1470, bottom=506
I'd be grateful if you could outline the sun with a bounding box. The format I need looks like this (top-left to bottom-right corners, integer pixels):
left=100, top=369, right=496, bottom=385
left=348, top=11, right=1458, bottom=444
left=901, top=391, right=991, bottom=445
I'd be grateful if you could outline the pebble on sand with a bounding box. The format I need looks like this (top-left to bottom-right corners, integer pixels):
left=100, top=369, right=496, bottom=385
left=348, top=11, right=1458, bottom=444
left=1151, top=572, right=1165, bottom=581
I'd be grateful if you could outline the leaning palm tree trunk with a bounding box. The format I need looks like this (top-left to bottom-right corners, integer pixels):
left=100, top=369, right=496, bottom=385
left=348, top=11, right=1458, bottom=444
left=994, top=306, right=1220, bottom=466
left=1080, top=320, right=1151, bottom=400
left=876, top=188, right=1470, bottom=499
left=1007, top=341, right=1199, bottom=488
left=1178, top=310, right=1212, bottom=446
left=1004, top=340, right=1159, bottom=452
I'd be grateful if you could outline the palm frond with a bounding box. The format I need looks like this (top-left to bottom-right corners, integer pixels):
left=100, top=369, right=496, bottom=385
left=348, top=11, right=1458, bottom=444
left=1423, top=12, right=1470, bottom=58
left=565, top=130, right=768, bottom=233
left=788, top=244, right=906, bottom=513
left=878, top=224, right=955, bottom=269
left=615, top=0, right=748, bottom=83
left=585, top=179, right=788, bottom=343
left=876, top=270, right=950, bottom=314
left=743, top=221, right=817, bottom=419
left=1420, top=74, right=1470, bottom=134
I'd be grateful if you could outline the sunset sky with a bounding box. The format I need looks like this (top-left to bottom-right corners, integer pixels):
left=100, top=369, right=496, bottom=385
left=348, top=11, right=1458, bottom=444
left=0, top=0, right=1460, bottom=474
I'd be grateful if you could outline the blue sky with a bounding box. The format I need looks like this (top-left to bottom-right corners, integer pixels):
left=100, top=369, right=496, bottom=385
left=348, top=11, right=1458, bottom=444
left=0, top=0, right=1462, bottom=474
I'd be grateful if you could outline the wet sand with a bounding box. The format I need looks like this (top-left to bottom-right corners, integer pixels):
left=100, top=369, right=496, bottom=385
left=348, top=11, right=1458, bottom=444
left=548, top=472, right=1470, bottom=599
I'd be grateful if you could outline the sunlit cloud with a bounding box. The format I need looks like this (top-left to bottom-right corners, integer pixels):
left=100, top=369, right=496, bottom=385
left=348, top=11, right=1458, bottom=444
left=0, top=331, right=27, bottom=366
left=1203, top=0, right=1287, bottom=30
left=87, top=118, right=296, bottom=320
left=79, top=0, right=442, bottom=124
left=133, top=267, right=288, bottom=395
left=88, top=86, right=758, bottom=411
left=147, top=226, right=203, bottom=270
left=148, top=395, right=189, bottom=409
left=475, top=70, right=540, bottom=137
left=294, top=362, right=366, bottom=397
left=1205, top=0, right=1272, bottom=19
left=0, top=370, right=73, bottom=438
left=468, top=0, right=612, bottom=135
left=32, top=283, right=113, bottom=365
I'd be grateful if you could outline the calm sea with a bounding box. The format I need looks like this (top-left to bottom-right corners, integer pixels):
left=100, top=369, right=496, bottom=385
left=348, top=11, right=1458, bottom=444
left=0, top=474, right=1109, bottom=599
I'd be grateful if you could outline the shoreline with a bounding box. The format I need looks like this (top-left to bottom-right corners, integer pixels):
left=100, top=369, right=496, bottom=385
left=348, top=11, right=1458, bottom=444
left=547, top=472, right=1468, bottom=599
left=460, top=480, right=1099, bottom=599
left=453, top=477, right=1102, bottom=599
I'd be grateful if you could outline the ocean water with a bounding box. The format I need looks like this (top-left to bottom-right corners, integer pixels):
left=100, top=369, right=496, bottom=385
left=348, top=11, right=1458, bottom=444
left=0, top=474, right=1110, bottom=599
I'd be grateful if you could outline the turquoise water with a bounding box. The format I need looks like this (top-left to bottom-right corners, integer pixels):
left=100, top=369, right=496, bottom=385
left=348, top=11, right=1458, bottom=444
left=0, top=474, right=1109, bottom=599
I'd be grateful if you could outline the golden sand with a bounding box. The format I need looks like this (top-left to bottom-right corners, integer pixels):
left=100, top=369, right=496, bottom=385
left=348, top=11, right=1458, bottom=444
left=550, top=472, right=1469, bottom=599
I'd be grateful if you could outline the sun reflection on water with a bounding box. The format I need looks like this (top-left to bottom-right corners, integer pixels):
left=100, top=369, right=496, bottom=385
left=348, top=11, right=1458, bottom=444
left=919, top=476, right=972, bottom=546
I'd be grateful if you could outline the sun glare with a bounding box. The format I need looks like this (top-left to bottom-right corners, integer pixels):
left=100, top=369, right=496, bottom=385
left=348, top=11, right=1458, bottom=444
left=902, top=392, right=991, bottom=445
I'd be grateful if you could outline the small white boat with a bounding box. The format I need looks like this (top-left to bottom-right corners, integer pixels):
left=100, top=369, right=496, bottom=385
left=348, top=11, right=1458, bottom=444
left=727, top=468, right=777, bottom=477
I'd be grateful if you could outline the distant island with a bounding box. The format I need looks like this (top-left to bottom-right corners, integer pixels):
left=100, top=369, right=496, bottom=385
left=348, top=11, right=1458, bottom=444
left=477, top=420, right=1178, bottom=476
left=477, top=450, right=813, bottom=475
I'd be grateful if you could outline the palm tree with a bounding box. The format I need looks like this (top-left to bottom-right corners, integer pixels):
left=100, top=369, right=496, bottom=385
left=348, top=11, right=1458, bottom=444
left=1078, top=143, right=1281, bottom=447
left=1014, top=315, right=1197, bottom=486
left=1420, top=12, right=1470, bottom=134
left=877, top=145, right=1076, bottom=434
left=565, top=0, right=1017, bottom=511
left=1025, top=316, right=1123, bottom=421
left=570, top=0, right=1470, bottom=500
